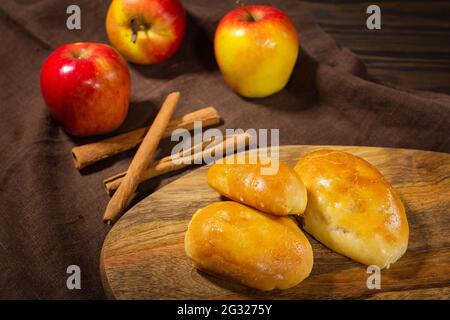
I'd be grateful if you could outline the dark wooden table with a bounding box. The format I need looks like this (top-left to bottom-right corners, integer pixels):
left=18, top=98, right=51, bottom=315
left=302, top=0, right=450, bottom=94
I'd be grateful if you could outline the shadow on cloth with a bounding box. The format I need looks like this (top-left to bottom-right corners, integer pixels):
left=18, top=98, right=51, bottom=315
left=132, top=12, right=218, bottom=80
left=240, top=48, right=319, bottom=112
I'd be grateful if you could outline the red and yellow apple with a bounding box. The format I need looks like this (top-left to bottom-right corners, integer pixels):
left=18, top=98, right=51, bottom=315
left=40, top=42, right=131, bottom=137
left=215, top=5, right=299, bottom=98
left=106, top=0, right=186, bottom=65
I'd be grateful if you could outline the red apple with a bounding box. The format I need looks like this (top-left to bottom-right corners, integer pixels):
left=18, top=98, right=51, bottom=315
left=106, top=0, right=186, bottom=65
left=215, top=5, right=299, bottom=98
left=40, top=42, right=131, bottom=137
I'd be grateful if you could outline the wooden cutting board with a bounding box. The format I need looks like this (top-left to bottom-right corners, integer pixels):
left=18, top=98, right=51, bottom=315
left=100, top=145, right=450, bottom=300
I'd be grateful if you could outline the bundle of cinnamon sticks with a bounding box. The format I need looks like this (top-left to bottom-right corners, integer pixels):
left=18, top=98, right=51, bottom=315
left=73, top=92, right=249, bottom=225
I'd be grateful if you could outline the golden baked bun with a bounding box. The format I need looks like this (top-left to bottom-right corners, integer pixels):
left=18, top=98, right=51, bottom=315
left=185, top=201, right=313, bottom=290
left=294, top=150, right=409, bottom=269
left=207, top=156, right=307, bottom=216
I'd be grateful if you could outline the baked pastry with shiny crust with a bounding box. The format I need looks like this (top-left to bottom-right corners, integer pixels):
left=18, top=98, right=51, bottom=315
left=294, top=150, right=409, bottom=269
left=207, top=156, right=307, bottom=216
left=185, top=201, right=313, bottom=290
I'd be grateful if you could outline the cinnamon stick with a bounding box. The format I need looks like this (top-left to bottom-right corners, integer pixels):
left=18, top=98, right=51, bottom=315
left=103, top=137, right=218, bottom=195
left=71, top=106, right=220, bottom=170
left=103, top=133, right=251, bottom=195
left=102, top=92, right=180, bottom=225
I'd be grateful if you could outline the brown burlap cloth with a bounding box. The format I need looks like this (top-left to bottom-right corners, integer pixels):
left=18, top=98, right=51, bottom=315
left=0, top=0, right=448, bottom=299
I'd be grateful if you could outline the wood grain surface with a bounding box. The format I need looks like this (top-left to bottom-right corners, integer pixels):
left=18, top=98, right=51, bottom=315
left=100, top=145, right=450, bottom=299
left=302, top=0, right=450, bottom=94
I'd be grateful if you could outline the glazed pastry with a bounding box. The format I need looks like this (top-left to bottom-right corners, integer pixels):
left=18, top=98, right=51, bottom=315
left=207, top=155, right=307, bottom=216
left=294, top=150, right=409, bottom=269
left=185, top=201, right=313, bottom=290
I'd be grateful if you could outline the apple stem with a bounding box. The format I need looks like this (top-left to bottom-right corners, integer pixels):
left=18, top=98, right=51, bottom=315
left=131, top=18, right=139, bottom=44
left=236, top=0, right=255, bottom=22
